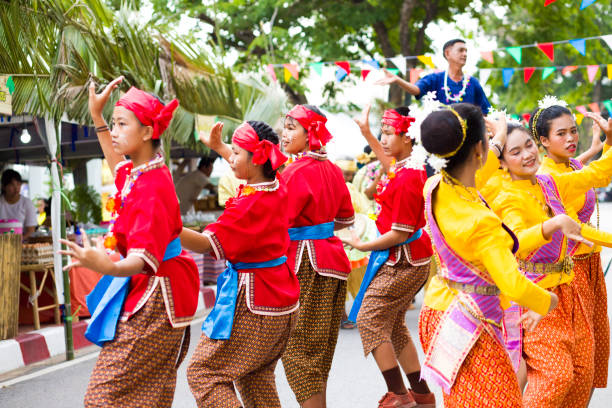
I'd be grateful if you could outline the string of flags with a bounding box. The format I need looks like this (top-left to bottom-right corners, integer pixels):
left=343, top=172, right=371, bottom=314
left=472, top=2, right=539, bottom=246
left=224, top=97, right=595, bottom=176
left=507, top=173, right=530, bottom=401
left=478, top=63, right=612, bottom=87
left=265, top=34, right=612, bottom=84
left=544, top=0, right=599, bottom=9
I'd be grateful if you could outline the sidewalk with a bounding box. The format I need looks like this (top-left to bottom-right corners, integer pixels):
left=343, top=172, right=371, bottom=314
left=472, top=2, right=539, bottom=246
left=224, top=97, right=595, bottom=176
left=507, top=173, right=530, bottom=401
left=0, top=286, right=216, bottom=379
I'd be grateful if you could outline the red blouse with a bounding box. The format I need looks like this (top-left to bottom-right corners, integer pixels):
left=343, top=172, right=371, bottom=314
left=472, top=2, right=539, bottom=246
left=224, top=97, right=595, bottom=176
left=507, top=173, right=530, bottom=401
left=113, top=156, right=200, bottom=327
left=204, top=179, right=300, bottom=315
left=281, top=151, right=355, bottom=279
left=375, top=160, right=432, bottom=266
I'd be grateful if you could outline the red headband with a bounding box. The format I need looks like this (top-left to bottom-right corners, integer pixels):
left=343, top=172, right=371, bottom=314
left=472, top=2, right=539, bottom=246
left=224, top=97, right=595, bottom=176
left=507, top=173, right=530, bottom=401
left=232, top=122, right=287, bottom=170
left=286, top=105, right=332, bottom=150
left=115, top=87, right=179, bottom=140
left=381, top=109, right=415, bottom=135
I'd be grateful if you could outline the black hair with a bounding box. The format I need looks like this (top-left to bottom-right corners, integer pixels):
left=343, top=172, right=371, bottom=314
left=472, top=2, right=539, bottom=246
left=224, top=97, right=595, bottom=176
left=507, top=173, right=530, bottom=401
left=443, top=39, right=466, bottom=59
left=246, top=120, right=281, bottom=179
left=198, top=152, right=219, bottom=169
left=363, top=145, right=372, bottom=154
left=420, top=103, right=486, bottom=172
left=1, top=169, right=23, bottom=195
left=303, top=104, right=326, bottom=118
left=528, top=105, right=573, bottom=146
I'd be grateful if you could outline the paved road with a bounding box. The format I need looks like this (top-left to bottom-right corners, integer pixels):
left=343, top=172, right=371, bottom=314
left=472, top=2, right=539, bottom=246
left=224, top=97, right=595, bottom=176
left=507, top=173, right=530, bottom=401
left=3, top=205, right=612, bottom=407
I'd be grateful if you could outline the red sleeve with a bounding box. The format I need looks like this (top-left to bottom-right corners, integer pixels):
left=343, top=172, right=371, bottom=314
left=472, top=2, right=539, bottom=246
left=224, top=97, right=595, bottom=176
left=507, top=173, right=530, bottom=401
left=390, top=170, right=424, bottom=233
left=125, top=188, right=175, bottom=274
left=203, top=196, right=255, bottom=261
left=334, top=173, right=355, bottom=225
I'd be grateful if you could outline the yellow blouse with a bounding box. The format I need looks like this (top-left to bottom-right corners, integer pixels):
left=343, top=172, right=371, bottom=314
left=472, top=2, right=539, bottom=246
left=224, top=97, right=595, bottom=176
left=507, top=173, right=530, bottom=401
left=423, top=176, right=551, bottom=316
left=538, top=144, right=611, bottom=255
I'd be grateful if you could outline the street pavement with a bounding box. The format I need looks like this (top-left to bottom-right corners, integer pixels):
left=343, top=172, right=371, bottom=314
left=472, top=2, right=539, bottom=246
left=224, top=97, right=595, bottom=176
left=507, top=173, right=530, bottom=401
left=2, top=205, right=612, bottom=407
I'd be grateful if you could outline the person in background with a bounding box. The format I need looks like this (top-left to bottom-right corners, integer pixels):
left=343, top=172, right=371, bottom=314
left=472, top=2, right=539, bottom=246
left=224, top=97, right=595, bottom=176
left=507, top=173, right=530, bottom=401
left=37, top=198, right=51, bottom=228
left=0, top=169, right=37, bottom=240
left=376, top=39, right=491, bottom=114
left=175, top=153, right=218, bottom=215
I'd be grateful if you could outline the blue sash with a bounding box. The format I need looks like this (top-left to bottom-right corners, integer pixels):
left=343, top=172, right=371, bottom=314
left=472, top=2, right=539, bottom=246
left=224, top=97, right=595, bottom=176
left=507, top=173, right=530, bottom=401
left=203, top=256, right=288, bottom=340
left=288, top=221, right=334, bottom=241
left=347, top=229, right=423, bottom=323
left=85, top=237, right=182, bottom=347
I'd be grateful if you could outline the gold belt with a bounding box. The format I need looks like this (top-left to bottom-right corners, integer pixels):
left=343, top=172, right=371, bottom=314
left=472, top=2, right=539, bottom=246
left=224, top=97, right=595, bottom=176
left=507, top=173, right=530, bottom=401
left=446, top=279, right=501, bottom=296
left=517, top=257, right=574, bottom=275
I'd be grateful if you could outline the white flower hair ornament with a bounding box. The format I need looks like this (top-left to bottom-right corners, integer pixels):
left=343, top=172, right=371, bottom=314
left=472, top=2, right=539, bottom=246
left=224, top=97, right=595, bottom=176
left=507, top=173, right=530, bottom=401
left=406, top=92, right=446, bottom=170
left=532, top=95, right=569, bottom=140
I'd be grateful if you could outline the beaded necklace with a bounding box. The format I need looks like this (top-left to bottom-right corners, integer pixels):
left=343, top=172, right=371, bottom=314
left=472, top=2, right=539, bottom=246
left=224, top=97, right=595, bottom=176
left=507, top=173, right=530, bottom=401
left=441, top=170, right=484, bottom=206
left=226, top=179, right=279, bottom=209
left=443, top=71, right=470, bottom=103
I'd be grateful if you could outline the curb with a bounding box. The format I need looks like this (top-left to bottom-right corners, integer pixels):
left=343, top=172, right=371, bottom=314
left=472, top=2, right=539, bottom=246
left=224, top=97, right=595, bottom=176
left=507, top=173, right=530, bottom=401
left=0, top=286, right=215, bottom=377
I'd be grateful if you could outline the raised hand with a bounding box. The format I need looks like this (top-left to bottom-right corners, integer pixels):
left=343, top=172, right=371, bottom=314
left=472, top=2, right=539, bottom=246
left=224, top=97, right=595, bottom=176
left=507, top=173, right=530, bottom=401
left=353, top=104, right=371, bottom=135
left=58, top=230, right=114, bottom=275
left=585, top=112, right=612, bottom=142
left=198, top=122, right=224, bottom=150
left=374, top=69, right=397, bottom=86
left=590, top=119, right=603, bottom=151
left=484, top=114, right=507, bottom=146
left=88, top=76, right=124, bottom=119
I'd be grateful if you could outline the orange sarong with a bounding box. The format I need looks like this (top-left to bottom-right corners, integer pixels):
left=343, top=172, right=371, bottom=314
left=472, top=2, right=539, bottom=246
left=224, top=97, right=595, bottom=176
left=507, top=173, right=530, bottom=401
left=523, top=281, right=594, bottom=408
left=419, top=305, right=522, bottom=408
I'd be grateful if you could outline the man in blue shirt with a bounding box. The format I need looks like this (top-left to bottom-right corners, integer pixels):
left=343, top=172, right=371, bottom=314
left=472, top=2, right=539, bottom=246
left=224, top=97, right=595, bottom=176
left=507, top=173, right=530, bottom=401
left=376, top=39, right=491, bottom=114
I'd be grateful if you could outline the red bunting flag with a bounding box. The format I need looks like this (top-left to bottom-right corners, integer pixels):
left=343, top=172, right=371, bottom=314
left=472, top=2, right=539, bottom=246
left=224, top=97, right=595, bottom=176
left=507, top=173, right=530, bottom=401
left=588, top=102, right=600, bottom=113
left=562, top=65, right=578, bottom=75
left=335, top=61, right=351, bottom=76
left=522, top=113, right=532, bottom=123
left=480, top=51, right=494, bottom=63
left=544, top=0, right=558, bottom=5
left=537, top=43, right=555, bottom=61
left=361, top=70, right=371, bottom=81
left=524, top=67, right=536, bottom=83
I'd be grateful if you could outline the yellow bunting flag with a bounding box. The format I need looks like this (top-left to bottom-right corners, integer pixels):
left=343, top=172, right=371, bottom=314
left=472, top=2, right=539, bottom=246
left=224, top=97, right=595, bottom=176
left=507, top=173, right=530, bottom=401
left=417, top=55, right=435, bottom=69
left=575, top=113, right=585, bottom=125
left=284, top=67, right=291, bottom=82
left=0, top=75, right=13, bottom=115
left=608, top=64, right=612, bottom=80
left=283, top=63, right=299, bottom=82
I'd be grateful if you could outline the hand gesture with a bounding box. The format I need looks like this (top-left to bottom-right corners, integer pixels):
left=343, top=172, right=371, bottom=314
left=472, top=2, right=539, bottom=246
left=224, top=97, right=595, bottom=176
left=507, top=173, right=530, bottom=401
left=484, top=114, right=507, bottom=146
left=88, top=76, right=124, bottom=119
left=585, top=112, right=612, bottom=141
left=554, top=214, right=593, bottom=247
left=374, top=68, right=398, bottom=86
left=353, top=104, right=371, bottom=135
left=199, top=122, right=224, bottom=150
left=589, top=119, right=603, bottom=152
left=58, top=230, right=114, bottom=275
left=340, top=228, right=362, bottom=251
left=519, top=310, right=544, bottom=331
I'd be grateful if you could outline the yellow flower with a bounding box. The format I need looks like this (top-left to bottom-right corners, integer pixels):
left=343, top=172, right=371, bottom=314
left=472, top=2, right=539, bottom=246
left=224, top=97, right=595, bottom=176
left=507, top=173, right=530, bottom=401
left=104, top=235, right=117, bottom=250
left=242, top=185, right=256, bottom=196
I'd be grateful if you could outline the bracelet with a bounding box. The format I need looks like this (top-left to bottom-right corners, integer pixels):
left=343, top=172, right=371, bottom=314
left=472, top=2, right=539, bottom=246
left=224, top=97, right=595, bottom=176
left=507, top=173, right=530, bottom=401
left=489, top=140, right=502, bottom=158
left=95, top=125, right=109, bottom=133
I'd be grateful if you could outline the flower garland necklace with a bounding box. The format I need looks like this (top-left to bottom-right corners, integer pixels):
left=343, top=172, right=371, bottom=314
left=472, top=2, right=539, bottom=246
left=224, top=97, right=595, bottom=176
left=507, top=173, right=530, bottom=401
left=371, top=158, right=404, bottom=220
left=103, top=156, right=160, bottom=251
left=225, top=179, right=279, bottom=209
left=443, top=71, right=470, bottom=103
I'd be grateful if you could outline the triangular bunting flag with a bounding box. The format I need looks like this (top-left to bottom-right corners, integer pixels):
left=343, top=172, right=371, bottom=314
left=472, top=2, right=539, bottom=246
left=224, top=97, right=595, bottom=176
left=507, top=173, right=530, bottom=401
left=537, top=43, right=554, bottom=62
left=524, top=67, right=536, bottom=83
left=283, top=63, right=299, bottom=81
left=575, top=113, right=585, bottom=125
left=284, top=68, right=291, bottom=82
left=6, top=76, right=14, bottom=94
left=544, top=0, right=558, bottom=5
left=542, top=67, right=556, bottom=79
left=602, top=100, right=612, bottom=116
left=335, top=67, right=348, bottom=82
left=361, top=70, right=371, bottom=81
left=310, top=62, right=324, bottom=76
left=569, top=39, right=586, bottom=56
left=580, top=0, right=598, bottom=10
left=480, top=51, right=494, bottom=64
left=506, top=47, right=522, bottom=64
left=417, top=55, right=435, bottom=69
left=608, top=64, right=612, bottom=79
left=587, top=65, right=599, bottom=83
left=502, top=68, right=515, bottom=87
left=410, top=68, right=423, bottom=84
left=362, top=59, right=380, bottom=70
left=511, top=114, right=521, bottom=122
left=390, top=56, right=407, bottom=76
left=575, top=105, right=588, bottom=115
left=588, top=102, right=600, bottom=113
left=562, top=65, right=578, bottom=75
left=335, top=61, right=351, bottom=76
left=479, top=69, right=492, bottom=85
left=522, top=113, right=532, bottom=123
left=387, top=68, right=400, bottom=75
left=602, top=35, right=612, bottom=51
left=265, top=64, right=277, bottom=82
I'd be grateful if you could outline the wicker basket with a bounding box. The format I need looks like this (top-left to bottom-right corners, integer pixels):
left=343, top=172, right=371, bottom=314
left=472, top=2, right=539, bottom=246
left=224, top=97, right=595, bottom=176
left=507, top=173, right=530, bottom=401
left=0, top=234, right=22, bottom=340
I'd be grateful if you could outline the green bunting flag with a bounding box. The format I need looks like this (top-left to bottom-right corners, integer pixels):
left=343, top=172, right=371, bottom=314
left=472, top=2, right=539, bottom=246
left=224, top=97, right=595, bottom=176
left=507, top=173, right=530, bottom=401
left=542, top=67, right=556, bottom=79
left=506, top=47, right=522, bottom=64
